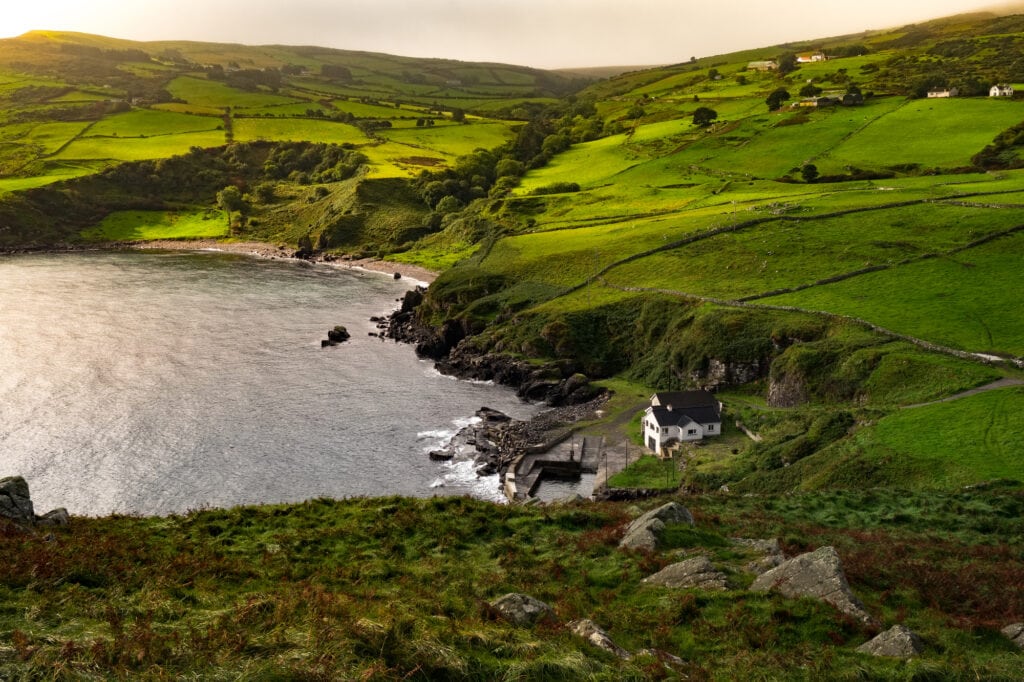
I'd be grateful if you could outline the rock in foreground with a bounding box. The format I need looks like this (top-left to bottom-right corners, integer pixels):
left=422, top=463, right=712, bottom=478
left=856, top=624, right=924, bottom=658
left=0, top=476, right=69, bottom=527
left=750, top=545, right=875, bottom=626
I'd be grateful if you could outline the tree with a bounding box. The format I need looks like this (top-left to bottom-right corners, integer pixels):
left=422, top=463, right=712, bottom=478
left=692, top=106, right=719, bottom=127
left=799, top=83, right=823, bottom=97
left=216, top=186, right=248, bottom=227
left=777, top=53, right=797, bottom=75
left=766, top=88, right=791, bottom=111
left=801, top=164, right=819, bottom=183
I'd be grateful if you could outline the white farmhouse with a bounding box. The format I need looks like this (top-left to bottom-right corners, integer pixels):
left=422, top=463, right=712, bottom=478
left=641, top=390, right=722, bottom=456
left=990, top=84, right=1014, bottom=97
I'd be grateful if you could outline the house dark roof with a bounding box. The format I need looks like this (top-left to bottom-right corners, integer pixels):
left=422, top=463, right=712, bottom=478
left=649, top=389, right=722, bottom=426
left=649, top=407, right=696, bottom=428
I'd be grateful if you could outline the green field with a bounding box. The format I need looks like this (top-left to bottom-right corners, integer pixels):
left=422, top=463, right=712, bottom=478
left=379, top=122, right=517, bottom=157
left=765, top=230, right=1024, bottom=356
left=231, top=118, right=366, bottom=144
left=826, top=98, right=1024, bottom=170
left=54, top=130, right=227, bottom=161
left=166, top=76, right=303, bottom=109
left=89, top=109, right=222, bottom=137
left=80, top=209, right=229, bottom=241
left=791, top=386, right=1024, bottom=490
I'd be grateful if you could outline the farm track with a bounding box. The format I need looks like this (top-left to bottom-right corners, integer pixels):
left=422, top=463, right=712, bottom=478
left=901, top=378, right=1024, bottom=410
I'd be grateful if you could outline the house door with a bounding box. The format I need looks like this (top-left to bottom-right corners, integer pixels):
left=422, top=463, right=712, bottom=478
left=647, top=436, right=657, bottom=451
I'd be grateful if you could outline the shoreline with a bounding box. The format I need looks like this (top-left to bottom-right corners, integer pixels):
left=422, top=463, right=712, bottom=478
left=131, top=240, right=440, bottom=284
left=2, top=239, right=439, bottom=284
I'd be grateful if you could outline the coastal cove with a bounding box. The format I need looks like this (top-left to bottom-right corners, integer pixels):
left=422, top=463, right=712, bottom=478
left=0, top=250, right=538, bottom=516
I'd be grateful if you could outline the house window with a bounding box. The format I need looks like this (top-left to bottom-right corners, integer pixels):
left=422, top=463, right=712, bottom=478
left=707, top=425, right=715, bottom=432
left=687, top=428, right=697, bottom=435
left=662, top=427, right=668, bottom=434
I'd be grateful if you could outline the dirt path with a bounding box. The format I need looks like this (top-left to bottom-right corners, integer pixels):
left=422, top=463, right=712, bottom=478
left=901, top=378, right=1024, bottom=410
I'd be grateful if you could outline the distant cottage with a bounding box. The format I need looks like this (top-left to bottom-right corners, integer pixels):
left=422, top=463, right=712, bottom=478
left=641, top=390, right=722, bottom=456
left=796, top=52, right=826, bottom=63
left=797, top=96, right=839, bottom=108
left=990, top=84, right=1014, bottom=97
left=747, top=60, right=778, bottom=72
left=927, top=88, right=958, bottom=98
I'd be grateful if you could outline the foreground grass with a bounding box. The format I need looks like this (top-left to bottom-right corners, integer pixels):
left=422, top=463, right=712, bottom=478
left=2, top=489, right=1022, bottom=680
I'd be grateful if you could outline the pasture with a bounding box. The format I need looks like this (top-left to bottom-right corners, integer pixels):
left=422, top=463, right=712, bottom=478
left=826, top=98, right=1024, bottom=170
left=89, top=109, right=222, bottom=137
left=844, top=386, right=1024, bottom=488
left=166, top=76, right=303, bottom=109
left=54, top=130, right=228, bottom=161
left=80, top=209, right=228, bottom=241
left=764, top=230, right=1024, bottom=357
left=378, top=121, right=516, bottom=157
left=231, top=118, right=365, bottom=144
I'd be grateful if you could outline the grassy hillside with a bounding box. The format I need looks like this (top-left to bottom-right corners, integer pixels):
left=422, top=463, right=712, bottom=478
left=383, top=10, right=1024, bottom=494
left=3, top=13, right=1024, bottom=495
left=2, top=488, right=1022, bottom=679
left=0, top=30, right=579, bottom=188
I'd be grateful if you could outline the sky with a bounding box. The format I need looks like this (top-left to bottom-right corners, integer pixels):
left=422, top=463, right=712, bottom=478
left=0, top=0, right=1012, bottom=69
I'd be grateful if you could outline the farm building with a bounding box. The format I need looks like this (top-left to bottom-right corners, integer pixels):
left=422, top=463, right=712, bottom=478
left=990, top=84, right=1014, bottom=97
left=797, top=96, right=839, bottom=108
left=747, top=60, right=777, bottom=71
left=796, top=52, right=826, bottom=63
left=927, top=88, right=959, bottom=98
left=642, top=390, right=722, bottom=456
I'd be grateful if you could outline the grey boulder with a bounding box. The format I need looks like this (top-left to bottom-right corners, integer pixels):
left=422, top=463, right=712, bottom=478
left=856, top=624, right=924, bottom=658
left=0, top=476, right=35, bottom=523
left=1002, top=623, right=1024, bottom=649
left=619, top=502, right=693, bottom=551
left=567, top=619, right=631, bottom=660
left=750, top=546, right=875, bottom=626
left=489, top=593, right=553, bottom=626
left=643, top=555, right=728, bottom=591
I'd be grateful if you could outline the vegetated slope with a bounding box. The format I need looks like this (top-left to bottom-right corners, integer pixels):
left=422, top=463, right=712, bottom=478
left=0, top=30, right=582, bottom=186
left=394, top=10, right=1024, bottom=493
left=1, top=489, right=1022, bottom=679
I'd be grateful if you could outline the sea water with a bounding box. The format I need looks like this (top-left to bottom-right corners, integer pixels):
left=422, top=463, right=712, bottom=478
left=0, top=251, right=538, bottom=515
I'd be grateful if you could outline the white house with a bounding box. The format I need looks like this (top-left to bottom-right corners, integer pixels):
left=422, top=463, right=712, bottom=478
left=748, top=60, right=778, bottom=72
left=990, top=84, right=1014, bottom=97
left=642, top=390, right=722, bottom=456
left=927, top=88, right=959, bottom=98
left=796, top=52, right=826, bottom=63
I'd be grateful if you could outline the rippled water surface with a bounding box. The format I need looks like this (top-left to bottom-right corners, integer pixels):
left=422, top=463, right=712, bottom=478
left=0, top=251, right=537, bottom=515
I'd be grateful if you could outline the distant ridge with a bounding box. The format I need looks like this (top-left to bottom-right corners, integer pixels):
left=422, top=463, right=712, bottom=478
left=554, top=64, right=666, bottom=79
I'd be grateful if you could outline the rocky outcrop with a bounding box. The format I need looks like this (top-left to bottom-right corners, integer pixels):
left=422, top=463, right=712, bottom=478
left=385, top=290, right=601, bottom=406
left=619, top=502, right=694, bottom=551
left=322, top=325, right=351, bottom=346
left=0, top=476, right=68, bottom=527
left=0, top=476, right=34, bottom=523
left=856, top=625, right=924, bottom=658
left=750, top=546, right=875, bottom=626
left=1002, top=623, right=1024, bottom=649
left=642, top=555, right=728, bottom=590
left=690, top=358, right=765, bottom=390
left=567, top=619, right=631, bottom=660
left=767, top=372, right=808, bottom=407
left=489, top=593, right=553, bottom=626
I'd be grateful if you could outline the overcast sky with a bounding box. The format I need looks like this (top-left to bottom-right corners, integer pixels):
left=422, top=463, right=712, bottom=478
left=0, top=0, right=1011, bottom=69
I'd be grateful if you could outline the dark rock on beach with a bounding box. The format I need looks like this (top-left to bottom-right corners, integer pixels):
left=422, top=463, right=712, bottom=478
left=0, top=476, right=69, bottom=528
